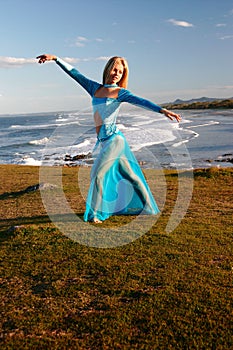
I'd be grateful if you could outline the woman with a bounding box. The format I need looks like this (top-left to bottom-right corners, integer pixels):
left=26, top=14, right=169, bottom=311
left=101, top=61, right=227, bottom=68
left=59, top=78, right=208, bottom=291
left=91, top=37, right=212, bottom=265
left=37, top=54, right=181, bottom=223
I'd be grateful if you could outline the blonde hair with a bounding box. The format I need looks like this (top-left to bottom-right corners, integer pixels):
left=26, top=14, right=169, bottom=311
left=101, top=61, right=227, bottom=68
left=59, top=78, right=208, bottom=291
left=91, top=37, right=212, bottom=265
left=102, top=56, right=129, bottom=88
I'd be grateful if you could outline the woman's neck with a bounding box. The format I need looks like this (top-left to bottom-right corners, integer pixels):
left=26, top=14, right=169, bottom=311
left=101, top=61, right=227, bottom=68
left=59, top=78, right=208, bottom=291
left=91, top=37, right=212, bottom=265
left=103, top=83, right=118, bottom=88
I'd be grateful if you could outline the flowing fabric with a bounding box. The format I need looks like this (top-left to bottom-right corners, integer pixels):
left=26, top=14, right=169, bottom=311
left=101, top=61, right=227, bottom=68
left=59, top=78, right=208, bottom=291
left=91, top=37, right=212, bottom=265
left=55, top=57, right=161, bottom=221
left=84, top=130, right=159, bottom=221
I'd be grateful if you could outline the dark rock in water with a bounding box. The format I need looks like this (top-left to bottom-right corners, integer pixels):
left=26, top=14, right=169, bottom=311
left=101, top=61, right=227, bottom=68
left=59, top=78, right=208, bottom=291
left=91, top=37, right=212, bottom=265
left=222, top=153, right=233, bottom=157
left=64, top=155, right=72, bottom=161
left=216, top=153, right=233, bottom=164
left=72, top=154, right=89, bottom=161
left=64, top=152, right=92, bottom=162
left=206, top=153, right=233, bottom=164
left=216, top=158, right=233, bottom=164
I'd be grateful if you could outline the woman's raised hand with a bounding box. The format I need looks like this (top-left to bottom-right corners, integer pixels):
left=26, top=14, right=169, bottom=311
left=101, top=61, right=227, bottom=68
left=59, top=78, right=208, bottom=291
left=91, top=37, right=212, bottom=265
left=36, top=54, right=57, bottom=64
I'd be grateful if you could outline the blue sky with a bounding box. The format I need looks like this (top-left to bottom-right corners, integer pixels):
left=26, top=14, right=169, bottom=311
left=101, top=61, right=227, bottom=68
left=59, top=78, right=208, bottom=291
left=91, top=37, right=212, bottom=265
left=1, top=0, right=233, bottom=114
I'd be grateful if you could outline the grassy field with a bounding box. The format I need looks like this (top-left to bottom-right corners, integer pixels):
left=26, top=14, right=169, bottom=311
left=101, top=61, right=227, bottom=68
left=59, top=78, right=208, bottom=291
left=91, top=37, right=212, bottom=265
left=0, top=165, right=232, bottom=349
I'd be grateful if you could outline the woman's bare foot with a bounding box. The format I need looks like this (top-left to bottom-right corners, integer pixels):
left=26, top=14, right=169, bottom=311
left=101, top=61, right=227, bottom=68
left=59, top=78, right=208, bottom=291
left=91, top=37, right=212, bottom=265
left=92, top=218, right=102, bottom=224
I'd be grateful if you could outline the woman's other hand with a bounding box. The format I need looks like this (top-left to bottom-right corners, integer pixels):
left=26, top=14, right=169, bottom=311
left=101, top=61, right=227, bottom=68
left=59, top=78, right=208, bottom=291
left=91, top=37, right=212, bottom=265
left=161, top=108, right=182, bottom=123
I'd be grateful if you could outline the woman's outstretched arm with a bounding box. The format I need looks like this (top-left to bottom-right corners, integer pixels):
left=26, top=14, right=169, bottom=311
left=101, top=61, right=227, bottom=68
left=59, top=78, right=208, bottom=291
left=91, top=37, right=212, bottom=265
left=36, top=54, right=100, bottom=97
left=118, top=89, right=181, bottom=122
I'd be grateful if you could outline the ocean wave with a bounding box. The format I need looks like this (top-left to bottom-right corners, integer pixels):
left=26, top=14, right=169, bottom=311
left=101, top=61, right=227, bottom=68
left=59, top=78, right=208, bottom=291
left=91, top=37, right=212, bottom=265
left=124, top=128, right=177, bottom=151
left=74, top=139, right=91, bottom=149
left=19, top=156, right=42, bottom=166
left=131, top=120, right=154, bottom=127
left=9, top=120, right=81, bottom=131
left=118, top=124, right=138, bottom=131
left=180, top=119, right=192, bottom=124
left=186, top=121, right=220, bottom=129
left=2, top=109, right=231, bottom=168
left=10, top=123, right=56, bottom=130
left=172, top=129, right=199, bottom=147
left=10, top=125, right=23, bottom=129
left=55, top=117, right=69, bottom=122
left=29, top=137, right=49, bottom=145
left=68, top=138, right=96, bottom=157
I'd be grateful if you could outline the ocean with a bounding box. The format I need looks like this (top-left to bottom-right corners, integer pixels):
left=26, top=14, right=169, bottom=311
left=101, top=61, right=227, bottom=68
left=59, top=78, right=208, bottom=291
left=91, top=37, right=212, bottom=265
left=0, top=108, right=232, bottom=169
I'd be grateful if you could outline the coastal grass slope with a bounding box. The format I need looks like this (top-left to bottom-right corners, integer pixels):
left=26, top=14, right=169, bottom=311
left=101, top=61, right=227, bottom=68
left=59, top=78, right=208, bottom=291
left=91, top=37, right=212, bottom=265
left=0, top=165, right=232, bottom=349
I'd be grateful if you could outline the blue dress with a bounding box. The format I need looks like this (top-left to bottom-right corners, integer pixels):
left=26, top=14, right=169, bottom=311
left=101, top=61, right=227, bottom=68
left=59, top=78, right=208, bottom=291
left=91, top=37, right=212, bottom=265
left=56, top=57, right=161, bottom=221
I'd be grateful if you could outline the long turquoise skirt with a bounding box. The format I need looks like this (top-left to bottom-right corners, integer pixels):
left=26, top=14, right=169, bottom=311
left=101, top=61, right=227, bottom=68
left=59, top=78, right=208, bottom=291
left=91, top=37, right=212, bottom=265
left=83, top=131, right=160, bottom=222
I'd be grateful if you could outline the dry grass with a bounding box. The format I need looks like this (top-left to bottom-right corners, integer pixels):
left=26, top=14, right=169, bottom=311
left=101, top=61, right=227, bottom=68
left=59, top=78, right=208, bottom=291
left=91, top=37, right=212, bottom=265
left=0, top=165, right=232, bottom=349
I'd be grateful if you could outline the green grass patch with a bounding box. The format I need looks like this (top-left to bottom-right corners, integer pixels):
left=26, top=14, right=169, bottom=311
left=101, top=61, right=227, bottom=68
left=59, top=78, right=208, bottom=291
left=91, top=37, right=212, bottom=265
left=0, top=165, right=232, bottom=349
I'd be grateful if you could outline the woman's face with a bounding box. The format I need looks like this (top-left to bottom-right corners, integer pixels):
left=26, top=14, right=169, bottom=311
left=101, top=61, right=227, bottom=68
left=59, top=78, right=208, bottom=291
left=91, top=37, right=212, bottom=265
left=106, top=61, right=124, bottom=85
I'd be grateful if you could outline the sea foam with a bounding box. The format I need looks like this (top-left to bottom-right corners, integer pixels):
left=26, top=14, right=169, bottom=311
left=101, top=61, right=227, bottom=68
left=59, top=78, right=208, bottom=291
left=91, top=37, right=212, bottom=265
left=29, top=137, right=49, bottom=145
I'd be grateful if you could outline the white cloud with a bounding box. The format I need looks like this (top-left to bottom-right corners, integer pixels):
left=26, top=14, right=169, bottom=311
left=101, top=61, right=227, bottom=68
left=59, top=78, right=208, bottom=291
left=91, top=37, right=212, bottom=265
left=0, top=56, right=35, bottom=68
left=73, top=36, right=105, bottom=47
left=95, top=56, right=110, bottom=61
left=167, top=18, right=194, bottom=28
left=219, top=35, right=233, bottom=40
left=63, top=57, right=81, bottom=64
left=63, top=56, right=110, bottom=63
left=74, top=36, right=89, bottom=47
left=0, top=56, right=109, bottom=69
left=216, top=23, right=226, bottom=27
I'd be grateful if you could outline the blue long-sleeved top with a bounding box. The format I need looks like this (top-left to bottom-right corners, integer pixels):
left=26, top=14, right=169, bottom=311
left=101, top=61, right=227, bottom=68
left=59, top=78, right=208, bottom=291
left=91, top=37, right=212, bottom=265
left=56, top=57, right=162, bottom=140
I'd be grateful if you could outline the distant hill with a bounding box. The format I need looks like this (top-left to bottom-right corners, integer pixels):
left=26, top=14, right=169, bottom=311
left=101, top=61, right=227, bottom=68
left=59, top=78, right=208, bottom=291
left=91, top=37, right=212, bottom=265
left=163, top=97, right=233, bottom=110
left=172, top=97, right=219, bottom=104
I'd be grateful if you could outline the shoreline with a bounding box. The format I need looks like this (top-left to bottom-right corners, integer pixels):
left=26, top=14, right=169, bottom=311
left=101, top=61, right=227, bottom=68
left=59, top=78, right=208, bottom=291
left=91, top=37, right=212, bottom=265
left=0, top=157, right=232, bottom=171
left=2, top=163, right=233, bottom=172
